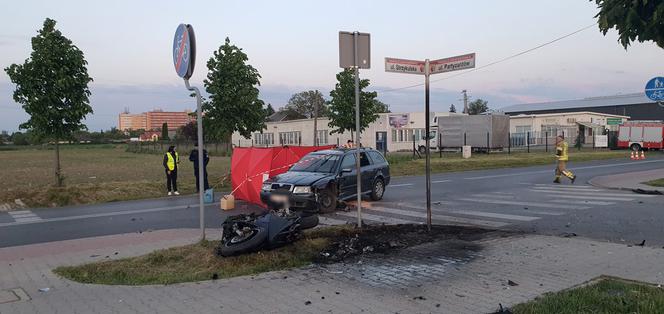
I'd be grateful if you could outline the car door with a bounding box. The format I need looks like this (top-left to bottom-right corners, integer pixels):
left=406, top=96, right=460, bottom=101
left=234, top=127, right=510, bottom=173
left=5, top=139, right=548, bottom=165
left=338, top=153, right=357, bottom=198
left=359, top=151, right=375, bottom=193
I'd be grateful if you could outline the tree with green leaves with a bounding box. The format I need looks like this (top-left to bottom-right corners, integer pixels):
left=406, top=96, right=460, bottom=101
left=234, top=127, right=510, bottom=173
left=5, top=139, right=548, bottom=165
left=467, top=99, right=489, bottom=115
left=592, top=0, right=664, bottom=49
left=161, top=123, right=169, bottom=141
left=373, top=100, right=391, bottom=113
left=285, top=90, right=328, bottom=145
left=327, top=68, right=380, bottom=136
left=203, top=37, right=266, bottom=140
left=5, top=18, right=93, bottom=186
left=449, top=104, right=457, bottom=113
left=265, top=103, right=276, bottom=117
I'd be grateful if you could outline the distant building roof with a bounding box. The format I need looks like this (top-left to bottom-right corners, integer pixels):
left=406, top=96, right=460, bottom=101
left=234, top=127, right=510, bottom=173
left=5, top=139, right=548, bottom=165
left=501, top=93, right=655, bottom=113
left=268, top=110, right=307, bottom=122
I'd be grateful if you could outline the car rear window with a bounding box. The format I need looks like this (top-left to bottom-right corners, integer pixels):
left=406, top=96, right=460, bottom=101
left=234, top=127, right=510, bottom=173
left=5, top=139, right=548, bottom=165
left=369, top=151, right=387, bottom=164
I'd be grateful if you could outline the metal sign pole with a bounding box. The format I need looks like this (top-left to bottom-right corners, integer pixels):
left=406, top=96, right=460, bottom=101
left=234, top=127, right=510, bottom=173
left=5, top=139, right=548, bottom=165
left=354, top=31, right=362, bottom=228
left=424, top=59, right=432, bottom=231
left=184, top=79, right=205, bottom=241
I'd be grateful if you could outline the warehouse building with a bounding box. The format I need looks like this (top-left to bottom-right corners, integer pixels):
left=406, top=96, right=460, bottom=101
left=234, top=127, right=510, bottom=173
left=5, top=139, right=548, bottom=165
left=501, top=93, right=663, bottom=121
left=119, top=109, right=194, bottom=131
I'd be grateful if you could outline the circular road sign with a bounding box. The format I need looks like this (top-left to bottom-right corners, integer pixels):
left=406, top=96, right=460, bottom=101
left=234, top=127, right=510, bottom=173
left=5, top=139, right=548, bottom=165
left=645, top=77, right=664, bottom=102
left=173, top=24, right=196, bottom=79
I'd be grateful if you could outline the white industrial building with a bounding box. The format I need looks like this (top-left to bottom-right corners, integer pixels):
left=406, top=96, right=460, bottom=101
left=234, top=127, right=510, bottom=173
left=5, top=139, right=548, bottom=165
left=232, top=112, right=460, bottom=152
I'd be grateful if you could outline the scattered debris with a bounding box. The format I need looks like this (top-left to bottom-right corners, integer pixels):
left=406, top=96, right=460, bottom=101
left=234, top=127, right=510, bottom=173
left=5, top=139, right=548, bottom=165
left=436, top=304, right=441, bottom=308
left=305, top=301, right=312, bottom=305
left=492, top=303, right=513, bottom=314
left=283, top=276, right=288, bottom=279
left=433, top=201, right=441, bottom=205
left=636, top=240, right=646, bottom=247
left=335, top=292, right=340, bottom=295
left=455, top=293, right=466, bottom=298
left=523, top=207, right=528, bottom=210
left=38, top=287, right=50, bottom=293
left=413, top=296, right=426, bottom=300
left=321, top=296, right=325, bottom=300
left=211, top=273, right=219, bottom=280
left=561, top=232, right=577, bottom=238
left=89, top=254, right=100, bottom=258
left=114, top=252, right=118, bottom=255
left=508, top=280, right=519, bottom=286
left=131, top=218, right=136, bottom=221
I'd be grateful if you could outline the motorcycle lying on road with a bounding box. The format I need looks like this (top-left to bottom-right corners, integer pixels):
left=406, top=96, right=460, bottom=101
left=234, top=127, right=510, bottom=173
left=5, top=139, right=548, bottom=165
left=216, top=190, right=319, bottom=257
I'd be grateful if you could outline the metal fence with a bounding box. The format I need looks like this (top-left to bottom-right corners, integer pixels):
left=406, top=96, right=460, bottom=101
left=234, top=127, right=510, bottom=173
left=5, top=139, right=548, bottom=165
left=127, top=140, right=232, bottom=156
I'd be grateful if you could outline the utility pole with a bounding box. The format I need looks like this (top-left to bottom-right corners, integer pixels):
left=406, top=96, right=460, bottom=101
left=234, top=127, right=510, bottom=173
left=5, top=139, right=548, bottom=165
left=313, top=96, right=318, bottom=146
left=462, top=90, right=469, bottom=114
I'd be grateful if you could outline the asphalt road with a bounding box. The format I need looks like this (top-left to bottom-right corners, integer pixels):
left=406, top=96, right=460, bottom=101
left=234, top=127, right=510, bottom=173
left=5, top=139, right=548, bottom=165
left=1, top=154, right=663, bottom=248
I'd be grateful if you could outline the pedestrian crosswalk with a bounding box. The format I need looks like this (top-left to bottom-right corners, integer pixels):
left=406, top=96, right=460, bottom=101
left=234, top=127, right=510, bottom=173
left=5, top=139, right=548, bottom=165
left=8, top=210, right=41, bottom=223
left=319, top=183, right=659, bottom=229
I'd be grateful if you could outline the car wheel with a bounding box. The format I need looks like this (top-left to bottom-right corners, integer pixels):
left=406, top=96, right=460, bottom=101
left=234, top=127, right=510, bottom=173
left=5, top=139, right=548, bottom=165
left=370, top=178, right=385, bottom=201
left=317, top=188, right=337, bottom=213
left=297, top=213, right=319, bottom=230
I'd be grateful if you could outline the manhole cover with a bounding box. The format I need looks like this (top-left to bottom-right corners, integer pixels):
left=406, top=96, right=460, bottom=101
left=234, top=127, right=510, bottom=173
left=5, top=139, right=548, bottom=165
left=0, top=288, right=30, bottom=304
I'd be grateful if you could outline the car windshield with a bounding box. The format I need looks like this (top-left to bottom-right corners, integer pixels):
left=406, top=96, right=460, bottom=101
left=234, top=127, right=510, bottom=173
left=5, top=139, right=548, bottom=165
left=290, top=153, right=340, bottom=173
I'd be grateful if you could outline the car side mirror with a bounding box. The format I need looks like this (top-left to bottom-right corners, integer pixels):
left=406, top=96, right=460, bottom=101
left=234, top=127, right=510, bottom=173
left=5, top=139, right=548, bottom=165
left=340, top=168, right=353, bottom=174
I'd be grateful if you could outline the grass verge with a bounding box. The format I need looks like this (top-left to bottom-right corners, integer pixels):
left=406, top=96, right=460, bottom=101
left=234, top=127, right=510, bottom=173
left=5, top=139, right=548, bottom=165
left=508, top=277, right=664, bottom=314
left=644, top=178, right=664, bottom=187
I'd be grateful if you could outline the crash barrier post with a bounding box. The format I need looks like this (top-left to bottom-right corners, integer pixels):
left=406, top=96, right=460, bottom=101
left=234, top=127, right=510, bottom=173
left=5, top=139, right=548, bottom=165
left=508, top=132, right=511, bottom=154
left=545, top=131, right=548, bottom=152
left=527, top=132, right=530, bottom=153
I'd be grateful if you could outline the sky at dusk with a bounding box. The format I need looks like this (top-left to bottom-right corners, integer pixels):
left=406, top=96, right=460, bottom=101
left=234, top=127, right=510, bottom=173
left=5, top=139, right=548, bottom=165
left=1, top=0, right=663, bottom=132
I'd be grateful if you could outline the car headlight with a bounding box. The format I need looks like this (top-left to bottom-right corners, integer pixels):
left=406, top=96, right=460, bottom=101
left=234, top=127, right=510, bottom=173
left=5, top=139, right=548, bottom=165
left=292, top=186, right=311, bottom=194
left=262, top=183, right=272, bottom=191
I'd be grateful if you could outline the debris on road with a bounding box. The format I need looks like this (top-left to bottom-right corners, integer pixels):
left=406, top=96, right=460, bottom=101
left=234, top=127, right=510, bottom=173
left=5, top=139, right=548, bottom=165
left=38, top=287, right=50, bottom=293
left=211, top=273, right=219, bottom=280
left=508, top=280, right=519, bottom=286
left=561, top=232, right=577, bottom=238
left=413, top=296, right=426, bottom=300
left=304, top=301, right=312, bottom=305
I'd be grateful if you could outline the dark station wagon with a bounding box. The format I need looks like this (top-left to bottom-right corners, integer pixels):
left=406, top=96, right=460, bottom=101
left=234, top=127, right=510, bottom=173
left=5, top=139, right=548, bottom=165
left=260, top=148, right=391, bottom=213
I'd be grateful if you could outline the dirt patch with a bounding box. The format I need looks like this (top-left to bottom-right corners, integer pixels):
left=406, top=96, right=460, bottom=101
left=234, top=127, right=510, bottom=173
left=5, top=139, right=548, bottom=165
left=312, top=224, right=514, bottom=263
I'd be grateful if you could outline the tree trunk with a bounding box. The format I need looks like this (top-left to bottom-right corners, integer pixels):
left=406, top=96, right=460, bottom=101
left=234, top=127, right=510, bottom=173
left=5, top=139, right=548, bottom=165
left=55, top=140, right=63, bottom=187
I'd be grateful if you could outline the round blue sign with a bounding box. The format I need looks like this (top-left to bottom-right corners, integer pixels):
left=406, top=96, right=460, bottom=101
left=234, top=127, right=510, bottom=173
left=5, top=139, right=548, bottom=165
left=645, top=77, right=664, bottom=102
left=173, top=24, right=196, bottom=79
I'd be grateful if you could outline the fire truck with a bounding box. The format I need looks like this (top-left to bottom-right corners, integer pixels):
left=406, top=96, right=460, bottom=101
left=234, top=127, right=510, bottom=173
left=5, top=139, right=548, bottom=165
left=617, top=121, right=664, bottom=151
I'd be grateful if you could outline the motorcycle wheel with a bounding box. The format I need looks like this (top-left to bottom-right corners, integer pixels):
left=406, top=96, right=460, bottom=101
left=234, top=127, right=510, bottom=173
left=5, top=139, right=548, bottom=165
left=217, top=226, right=268, bottom=257
left=298, top=214, right=319, bottom=230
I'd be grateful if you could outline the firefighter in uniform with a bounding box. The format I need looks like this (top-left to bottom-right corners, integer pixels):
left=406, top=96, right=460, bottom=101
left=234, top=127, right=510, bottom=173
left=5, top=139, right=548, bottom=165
left=554, top=135, right=576, bottom=184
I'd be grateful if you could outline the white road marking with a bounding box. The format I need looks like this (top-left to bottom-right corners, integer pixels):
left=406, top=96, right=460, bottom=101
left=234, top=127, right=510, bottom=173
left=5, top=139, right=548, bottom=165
left=465, top=159, right=664, bottom=180
left=471, top=194, right=516, bottom=199
left=532, top=186, right=604, bottom=192
left=8, top=210, right=41, bottom=223
left=389, top=183, right=415, bottom=187
left=0, top=203, right=220, bottom=228
left=456, top=198, right=588, bottom=210
left=336, top=211, right=416, bottom=225
left=446, top=209, right=540, bottom=221
left=371, top=206, right=508, bottom=228
left=318, top=216, right=349, bottom=226
left=432, top=180, right=451, bottom=183
left=529, top=189, right=656, bottom=198
left=549, top=199, right=616, bottom=206
left=534, top=184, right=596, bottom=189
left=555, top=195, right=634, bottom=201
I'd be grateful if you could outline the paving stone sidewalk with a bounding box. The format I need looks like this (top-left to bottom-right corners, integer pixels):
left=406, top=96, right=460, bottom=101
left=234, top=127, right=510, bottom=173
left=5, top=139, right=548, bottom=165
left=1, top=228, right=664, bottom=314
left=590, top=168, right=664, bottom=193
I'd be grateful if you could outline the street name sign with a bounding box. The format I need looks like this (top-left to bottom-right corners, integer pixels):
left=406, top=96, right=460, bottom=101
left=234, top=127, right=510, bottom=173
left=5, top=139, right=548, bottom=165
left=645, top=77, right=664, bottom=102
left=173, top=24, right=196, bottom=79
left=385, top=58, right=425, bottom=75
left=430, top=53, right=476, bottom=74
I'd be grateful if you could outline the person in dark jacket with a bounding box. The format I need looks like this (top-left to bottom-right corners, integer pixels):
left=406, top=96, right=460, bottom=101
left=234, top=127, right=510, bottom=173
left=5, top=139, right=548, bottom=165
left=189, top=143, right=210, bottom=192
left=163, top=145, right=180, bottom=195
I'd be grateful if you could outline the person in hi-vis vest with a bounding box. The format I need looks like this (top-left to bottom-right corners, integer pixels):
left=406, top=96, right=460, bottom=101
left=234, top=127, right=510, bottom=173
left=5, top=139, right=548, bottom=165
left=163, top=145, right=180, bottom=195
left=554, top=135, right=576, bottom=184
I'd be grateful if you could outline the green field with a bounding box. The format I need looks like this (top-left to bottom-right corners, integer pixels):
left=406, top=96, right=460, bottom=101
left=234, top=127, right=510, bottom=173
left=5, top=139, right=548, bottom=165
left=644, top=178, right=664, bottom=187
left=0, top=145, right=629, bottom=209
left=0, top=145, right=231, bottom=209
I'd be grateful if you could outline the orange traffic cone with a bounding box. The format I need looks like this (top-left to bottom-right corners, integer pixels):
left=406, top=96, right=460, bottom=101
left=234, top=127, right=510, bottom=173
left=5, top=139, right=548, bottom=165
left=640, top=150, right=646, bottom=160
left=630, top=151, right=637, bottom=160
